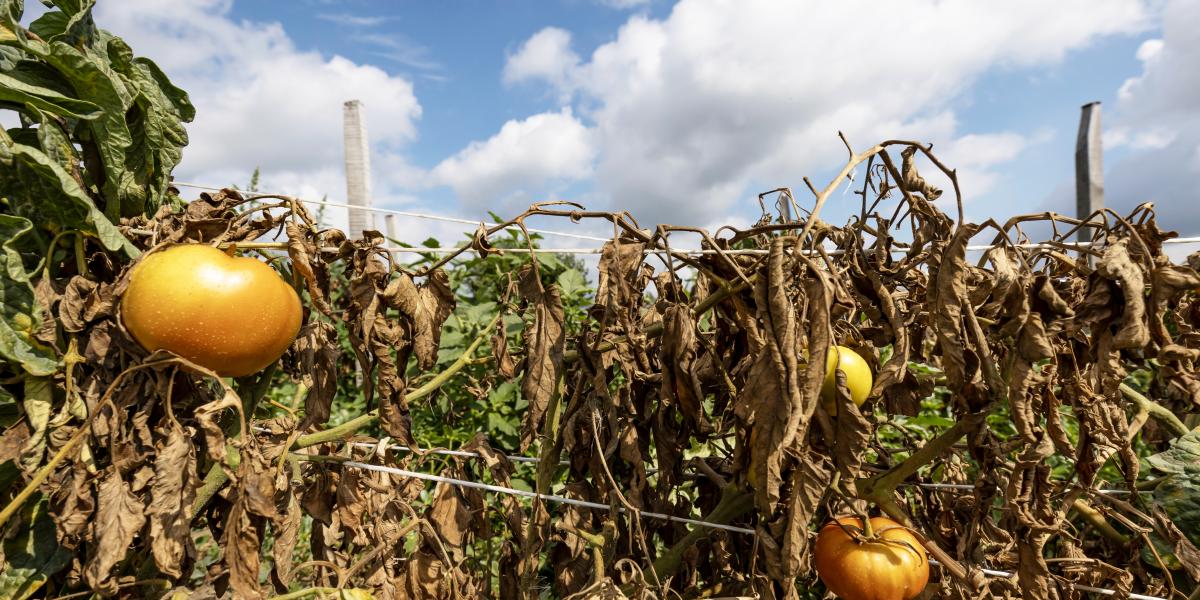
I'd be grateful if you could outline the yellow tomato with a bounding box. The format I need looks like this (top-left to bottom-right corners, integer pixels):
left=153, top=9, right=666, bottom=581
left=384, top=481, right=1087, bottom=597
left=815, top=516, right=929, bottom=600
left=820, top=345, right=873, bottom=415
left=121, top=244, right=302, bottom=377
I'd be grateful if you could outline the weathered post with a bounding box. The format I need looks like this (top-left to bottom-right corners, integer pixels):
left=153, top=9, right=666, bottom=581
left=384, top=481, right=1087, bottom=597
left=343, top=100, right=372, bottom=240
left=385, top=214, right=398, bottom=243
left=1075, top=102, right=1104, bottom=245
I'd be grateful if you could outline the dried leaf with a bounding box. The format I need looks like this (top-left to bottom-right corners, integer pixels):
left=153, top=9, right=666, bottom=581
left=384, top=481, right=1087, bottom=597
left=84, top=471, right=146, bottom=590
left=518, top=264, right=566, bottom=452
left=148, top=421, right=197, bottom=578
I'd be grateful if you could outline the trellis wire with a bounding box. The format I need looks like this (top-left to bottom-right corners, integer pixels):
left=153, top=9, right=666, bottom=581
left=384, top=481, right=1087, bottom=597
left=331, top=437, right=1135, bottom=495
left=173, top=180, right=1200, bottom=258
left=323, top=458, right=1164, bottom=600
left=336, top=459, right=758, bottom=535
left=365, top=238, right=1200, bottom=257
left=172, top=181, right=611, bottom=243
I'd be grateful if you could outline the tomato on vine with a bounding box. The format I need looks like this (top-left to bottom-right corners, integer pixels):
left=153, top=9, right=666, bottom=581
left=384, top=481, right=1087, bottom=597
left=817, top=345, right=873, bottom=415
left=814, top=516, right=929, bottom=600
left=121, top=244, right=303, bottom=377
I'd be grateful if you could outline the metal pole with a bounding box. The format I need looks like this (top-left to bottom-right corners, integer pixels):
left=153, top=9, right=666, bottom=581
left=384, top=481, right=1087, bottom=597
left=343, top=100, right=372, bottom=239
left=1075, top=102, right=1104, bottom=244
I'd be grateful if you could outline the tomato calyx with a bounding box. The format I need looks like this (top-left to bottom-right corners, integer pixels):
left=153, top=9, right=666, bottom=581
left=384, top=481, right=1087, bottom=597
left=829, top=516, right=927, bottom=564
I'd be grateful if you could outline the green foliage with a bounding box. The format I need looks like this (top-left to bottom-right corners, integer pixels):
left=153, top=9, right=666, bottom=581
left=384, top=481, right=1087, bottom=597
left=406, top=224, right=592, bottom=452
left=0, top=0, right=191, bottom=378
left=0, top=498, right=72, bottom=600
left=1149, top=429, right=1200, bottom=548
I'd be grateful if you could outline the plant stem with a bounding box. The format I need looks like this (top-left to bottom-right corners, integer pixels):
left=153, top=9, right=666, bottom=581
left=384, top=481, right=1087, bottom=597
left=293, top=311, right=501, bottom=450
left=857, top=412, right=986, bottom=497
left=190, top=313, right=502, bottom=520
left=1119, top=383, right=1189, bottom=437
left=648, top=486, right=754, bottom=581
left=855, top=412, right=987, bottom=588
left=1071, top=498, right=1130, bottom=544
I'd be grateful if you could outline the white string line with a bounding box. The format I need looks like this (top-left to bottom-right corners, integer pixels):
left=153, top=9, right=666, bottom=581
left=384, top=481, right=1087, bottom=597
left=338, top=459, right=757, bottom=535
left=172, top=181, right=612, bottom=243
left=279, top=236, right=1200, bottom=260
left=328, top=459, right=1161, bottom=599
left=173, top=181, right=1200, bottom=256
left=289, top=432, right=1135, bottom=496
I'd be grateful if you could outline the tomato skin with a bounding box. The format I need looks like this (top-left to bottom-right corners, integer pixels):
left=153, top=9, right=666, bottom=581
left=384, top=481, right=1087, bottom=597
left=120, top=244, right=303, bottom=377
left=820, top=345, right=873, bottom=415
left=814, top=517, right=929, bottom=600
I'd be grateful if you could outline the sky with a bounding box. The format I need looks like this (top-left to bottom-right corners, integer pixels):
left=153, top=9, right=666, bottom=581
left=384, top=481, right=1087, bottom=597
left=16, top=0, right=1200, bottom=251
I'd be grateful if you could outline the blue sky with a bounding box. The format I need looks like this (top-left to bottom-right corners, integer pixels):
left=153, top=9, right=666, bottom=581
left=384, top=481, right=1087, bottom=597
left=57, top=0, right=1200, bottom=247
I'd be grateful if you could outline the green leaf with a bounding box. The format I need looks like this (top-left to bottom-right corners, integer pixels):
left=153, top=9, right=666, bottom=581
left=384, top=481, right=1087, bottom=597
left=109, top=39, right=192, bottom=216
left=0, top=384, right=16, bottom=427
left=0, top=63, right=103, bottom=120
left=0, top=130, right=135, bottom=256
left=20, top=375, right=52, bottom=470
left=40, top=39, right=135, bottom=218
left=32, top=106, right=78, bottom=172
left=0, top=497, right=73, bottom=600
left=0, top=214, right=58, bottom=375
left=556, top=268, right=587, bottom=297
left=1148, top=429, right=1200, bottom=475
left=486, top=411, right=518, bottom=438
left=1155, top=475, right=1200, bottom=548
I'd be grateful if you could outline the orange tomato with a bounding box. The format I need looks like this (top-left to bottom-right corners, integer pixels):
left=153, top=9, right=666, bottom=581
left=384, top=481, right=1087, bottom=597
left=121, top=244, right=302, bottom=377
left=814, top=516, right=929, bottom=600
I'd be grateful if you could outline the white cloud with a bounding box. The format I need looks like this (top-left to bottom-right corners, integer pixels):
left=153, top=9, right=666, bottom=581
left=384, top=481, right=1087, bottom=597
left=316, top=13, right=393, bottom=27
left=90, top=0, right=424, bottom=230
left=503, top=27, right=579, bottom=93
left=492, top=0, right=1148, bottom=226
left=430, top=109, right=596, bottom=213
left=1102, top=0, right=1200, bottom=235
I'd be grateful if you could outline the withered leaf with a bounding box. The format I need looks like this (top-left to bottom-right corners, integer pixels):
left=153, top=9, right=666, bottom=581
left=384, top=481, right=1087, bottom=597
left=929, top=223, right=981, bottom=392
left=293, top=321, right=340, bottom=429
left=491, top=316, right=517, bottom=379
left=84, top=471, right=147, bottom=590
left=518, top=264, right=566, bottom=452
left=148, top=422, right=198, bottom=578
left=735, top=240, right=807, bottom=513
left=658, top=304, right=712, bottom=433
left=223, top=494, right=264, bottom=600
left=1096, top=239, right=1149, bottom=350
left=193, top=389, right=241, bottom=468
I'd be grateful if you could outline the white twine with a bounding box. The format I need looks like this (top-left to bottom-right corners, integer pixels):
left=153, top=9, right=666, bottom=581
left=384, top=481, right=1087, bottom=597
left=337, top=459, right=757, bottom=535
left=172, top=181, right=611, bottom=243
left=172, top=180, right=1200, bottom=257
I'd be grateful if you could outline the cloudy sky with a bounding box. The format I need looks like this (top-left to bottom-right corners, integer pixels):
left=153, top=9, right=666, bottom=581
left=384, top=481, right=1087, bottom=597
left=24, top=0, right=1199, bottom=247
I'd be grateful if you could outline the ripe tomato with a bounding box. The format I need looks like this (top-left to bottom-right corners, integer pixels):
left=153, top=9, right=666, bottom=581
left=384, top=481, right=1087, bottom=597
left=820, top=345, right=873, bottom=415
left=121, top=244, right=303, bottom=377
left=815, top=516, right=929, bottom=600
